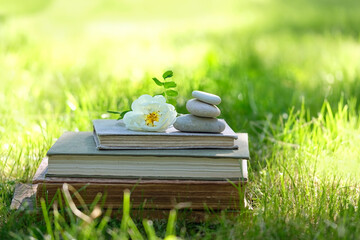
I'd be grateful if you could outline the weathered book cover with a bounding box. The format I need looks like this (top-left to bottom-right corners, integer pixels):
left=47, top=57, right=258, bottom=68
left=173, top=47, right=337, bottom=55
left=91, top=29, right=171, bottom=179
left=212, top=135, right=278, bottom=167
left=46, top=132, right=249, bottom=180
left=34, top=158, right=248, bottom=210
left=93, top=119, right=239, bottom=149
left=47, top=132, right=250, bottom=159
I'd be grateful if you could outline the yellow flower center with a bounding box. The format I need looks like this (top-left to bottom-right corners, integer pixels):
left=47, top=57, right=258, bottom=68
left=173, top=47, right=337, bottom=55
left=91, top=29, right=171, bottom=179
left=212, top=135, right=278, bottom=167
left=145, top=111, right=160, bottom=127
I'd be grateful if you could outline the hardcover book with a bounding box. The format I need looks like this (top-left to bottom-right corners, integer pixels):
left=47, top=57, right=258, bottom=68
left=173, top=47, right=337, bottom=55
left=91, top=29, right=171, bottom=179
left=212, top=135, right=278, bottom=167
left=34, top=158, right=248, bottom=211
left=46, top=132, right=249, bottom=180
left=92, top=119, right=239, bottom=149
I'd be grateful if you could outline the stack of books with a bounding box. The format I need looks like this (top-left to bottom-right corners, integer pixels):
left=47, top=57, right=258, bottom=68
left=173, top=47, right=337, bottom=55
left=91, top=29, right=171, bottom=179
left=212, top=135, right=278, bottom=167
left=34, top=119, right=250, bottom=218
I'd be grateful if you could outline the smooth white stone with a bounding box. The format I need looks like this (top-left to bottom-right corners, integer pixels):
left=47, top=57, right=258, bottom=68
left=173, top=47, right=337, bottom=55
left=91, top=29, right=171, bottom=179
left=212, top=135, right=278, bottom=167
left=173, top=114, right=226, bottom=133
left=192, top=90, right=221, bottom=105
left=186, top=99, right=220, bottom=118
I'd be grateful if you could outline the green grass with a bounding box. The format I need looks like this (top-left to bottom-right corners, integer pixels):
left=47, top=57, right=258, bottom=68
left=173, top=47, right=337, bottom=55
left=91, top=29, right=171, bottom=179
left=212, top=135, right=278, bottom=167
left=1, top=0, right=360, bottom=239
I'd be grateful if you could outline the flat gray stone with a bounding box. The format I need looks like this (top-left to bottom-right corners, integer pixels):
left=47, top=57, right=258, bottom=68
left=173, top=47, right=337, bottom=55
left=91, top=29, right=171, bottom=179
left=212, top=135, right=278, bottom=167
left=173, top=114, right=226, bottom=133
left=186, top=99, right=220, bottom=118
left=192, top=90, right=221, bottom=105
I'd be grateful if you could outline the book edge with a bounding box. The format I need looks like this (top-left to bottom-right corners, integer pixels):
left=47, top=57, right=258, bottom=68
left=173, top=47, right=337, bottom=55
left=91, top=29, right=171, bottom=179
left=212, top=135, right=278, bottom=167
left=47, top=132, right=249, bottom=159
left=93, top=119, right=239, bottom=139
left=34, top=157, right=248, bottom=183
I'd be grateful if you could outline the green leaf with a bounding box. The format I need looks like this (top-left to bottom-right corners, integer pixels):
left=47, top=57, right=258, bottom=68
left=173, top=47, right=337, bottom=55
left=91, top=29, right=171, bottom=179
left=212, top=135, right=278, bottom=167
left=162, top=70, right=173, bottom=79
left=152, top=77, right=164, bottom=86
left=120, top=110, right=131, bottom=118
left=107, top=110, right=122, bottom=114
left=164, top=81, right=177, bottom=89
left=110, top=110, right=131, bottom=120
left=166, top=90, right=178, bottom=97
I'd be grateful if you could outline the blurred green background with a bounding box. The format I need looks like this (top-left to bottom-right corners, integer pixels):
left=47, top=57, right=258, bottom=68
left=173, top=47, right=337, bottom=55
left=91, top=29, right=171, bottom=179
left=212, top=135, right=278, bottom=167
left=1, top=0, right=359, bottom=176
left=1, top=0, right=360, bottom=238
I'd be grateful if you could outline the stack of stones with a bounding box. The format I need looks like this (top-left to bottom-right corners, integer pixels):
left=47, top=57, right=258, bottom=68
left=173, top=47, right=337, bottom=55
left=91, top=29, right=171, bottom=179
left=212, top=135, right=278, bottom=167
left=174, top=90, right=226, bottom=133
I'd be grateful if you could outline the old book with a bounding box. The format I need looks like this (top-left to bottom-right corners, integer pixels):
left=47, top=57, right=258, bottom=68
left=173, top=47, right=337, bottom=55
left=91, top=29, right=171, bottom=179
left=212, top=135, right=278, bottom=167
left=46, top=132, right=249, bottom=180
left=93, top=119, right=238, bottom=149
left=34, top=158, right=248, bottom=211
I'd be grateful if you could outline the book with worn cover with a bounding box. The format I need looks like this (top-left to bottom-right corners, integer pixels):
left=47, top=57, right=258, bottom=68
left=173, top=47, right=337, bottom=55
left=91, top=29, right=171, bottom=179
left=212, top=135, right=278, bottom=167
left=92, top=119, right=238, bottom=149
left=34, top=158, right=248, bottom=211
left=46, top=132, right=249, bottom=180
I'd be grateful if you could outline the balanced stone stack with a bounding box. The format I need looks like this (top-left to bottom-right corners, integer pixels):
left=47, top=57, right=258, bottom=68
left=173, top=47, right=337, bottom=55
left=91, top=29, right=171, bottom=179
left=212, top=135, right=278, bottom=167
left=174, top=90, right=226, bottom=133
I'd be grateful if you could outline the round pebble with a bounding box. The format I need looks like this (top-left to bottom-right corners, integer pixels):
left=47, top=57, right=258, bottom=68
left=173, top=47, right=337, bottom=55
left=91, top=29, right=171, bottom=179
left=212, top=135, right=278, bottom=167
left=186, top=99, right=220, bottom=118
left=173, top=114, right=226, bottom=133
left=192, top=90, right=221, bottom=105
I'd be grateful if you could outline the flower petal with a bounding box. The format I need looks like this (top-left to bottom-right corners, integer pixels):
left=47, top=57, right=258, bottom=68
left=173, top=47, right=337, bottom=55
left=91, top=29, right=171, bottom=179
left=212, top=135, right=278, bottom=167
left=132, top=94, right=153, bottom=112
left=123, top=111, right=145, bottom=131
left=153, top=95, right=166, bottom=104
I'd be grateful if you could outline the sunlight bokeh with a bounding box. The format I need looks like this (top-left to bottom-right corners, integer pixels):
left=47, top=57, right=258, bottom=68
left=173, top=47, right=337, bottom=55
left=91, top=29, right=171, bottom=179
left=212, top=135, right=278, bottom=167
left=1, top=0, right=360, bottom=180
left=1, top=1, right=360, bottom=237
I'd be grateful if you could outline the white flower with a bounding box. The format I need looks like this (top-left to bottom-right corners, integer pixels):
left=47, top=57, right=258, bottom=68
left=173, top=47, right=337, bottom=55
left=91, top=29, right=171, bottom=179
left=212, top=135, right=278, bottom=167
left=123, top=94, right=177, bottom=132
